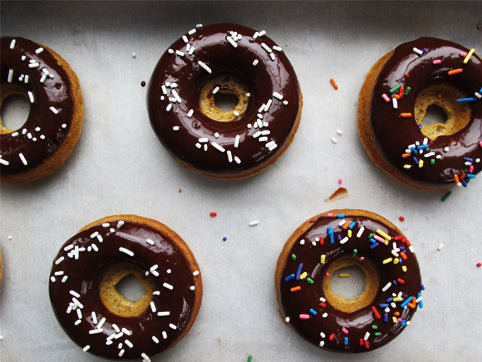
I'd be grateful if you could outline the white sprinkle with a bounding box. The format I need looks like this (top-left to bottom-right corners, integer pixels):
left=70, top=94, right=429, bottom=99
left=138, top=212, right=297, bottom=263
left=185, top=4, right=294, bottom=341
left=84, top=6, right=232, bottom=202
left=61, top=276, right=68, bottom=283
left=27, top=91, right=34, bottom=103
left=234, top=135, right=240, bottom=148
left=89, top=328, right=103, bottom=335
left=475, top=92, right=481, bottom=99
left=123, top=339, right=133, bottom=349
left=144, top=238, right=155, bottom=246
left=152, top=336, right=160, bottom=344
left=82, top=345, right=90, bottom=352
left=188, top=46, right=195, bottom=55
left=119, top=247, right=134, bottom=257
left=364, top=331, right=370, bottom=340
left=330, top=137, right=338, bottom=144
left=226, top=36, right=238, bottom=48
left=356, top=226, right=365, bottom=238
left=319, top=341, right=325, bottom=347
left=253, top=131, right=262, bottom=139
left=55, top=256, right=65, bottom=265
left=112, top=324, right=121, bottom=333
left=21, top=55, right=26, bottom=61
left=171, top=89, right=182, bottom=103
left=336, top=129, right=343, bottom=136
left=437, top=243, right=444, bottom=251
left=258, top=136, right=268, bottom=142
left=413, top=47, right=424, bottom=56
left=182, top=35, right=189, bottom=43
left=35, top=47, right=44, bottom=54
left=423, top=137, right=428, bottom=145
left=157, top=311, right=171, bottom=317
left=322, top=312, right=328, bottom=318
left=252, top=59, right=259, bottom=66
left=132, top=52, right=137, bottom=58
left=118, top=350, right=125, bottom=357
left=50, top=276, right=56, bottom=283
left=168, top=49, right=174, bottom=54
left=211, top=141, right=225, bottom=152
left=273, top=45, right=283, bottom=52
left=249, top=220, right=259, bottom=226
left=273, top=92, right=283, bottom=100
left=169, top=323, right=177, bottom=330
left=166, top=103, right=173, bottom=112
left=265, top=99, right=273, bottom=111
left=149, top=301, right=157, bottom=313
left=69, top=290, right=81, bottom=298
left=9, top=39, right=16, bottom=49
left=0, top=157, right=9, bottom=166
left=7, top=69, right=13, bottom=83
left=162, top=331, right=168, bottom=339
left=187, top=109, right=194, bottom=118
left=198, top=61, right=212, bottom=74
left=188, top=28, right=197, bottom=35
left=195, top=143, right=201, bottom=149
left=392, top=97, right=398, bottom=109
left=266, top=141, right=277, bottom=151
left=190, top=285, right=196, bottom=291
left=233, top=110, right=240, bottom=116
left=234, top=156, right=241, bottom=164
left=198, top=137, right=209, bottom=143
left=285, top=316, right=290, bottom=323
left=175, top=50, right=185, bottom=57
left=283, top=100, right=288, bottom=105
left=172, top=126, right=180, bottom=131
left=261, top=43, right=272, bottom=53
left=340, top=237, right=349, bottom=244
left=193, top=270, right=200, bottom=276
left=163, top=282, right=174, bottom=290
left=227, top=150, right=233, bottom=163
left=382, top=282, right=392, bottom=292
left=269, top=53, right=276, bottom=61
left=212, top=86, right=220, bottom=95
left=76, top=308, right=83, bottom=320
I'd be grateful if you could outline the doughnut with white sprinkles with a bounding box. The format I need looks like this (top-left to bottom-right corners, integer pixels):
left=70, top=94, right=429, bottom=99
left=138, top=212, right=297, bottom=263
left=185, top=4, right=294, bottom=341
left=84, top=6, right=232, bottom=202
left=49, top=215, right=202, bottom=359
left=275, top=209, right=423, bottom=352
left=147, top=23, right=302, bottom=179
left=0, top=36, right=83, bottom=183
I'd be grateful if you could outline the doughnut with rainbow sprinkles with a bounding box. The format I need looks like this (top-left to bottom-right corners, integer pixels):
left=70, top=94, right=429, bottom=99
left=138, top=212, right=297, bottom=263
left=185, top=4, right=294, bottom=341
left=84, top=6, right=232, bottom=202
left=275, top=209, right=423, bottom=352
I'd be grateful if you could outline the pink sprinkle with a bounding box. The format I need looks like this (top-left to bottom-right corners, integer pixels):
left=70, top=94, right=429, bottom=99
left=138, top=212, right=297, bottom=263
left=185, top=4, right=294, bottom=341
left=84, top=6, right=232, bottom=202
left=469, top=165, right=474, bottom=173
left=382, top=93, right=390, bottom=102
left=432, top=59, right=442, bottom=64
left=327, top=212, right=334, bottom=217
left=397, top=318, right=403, bottom=322
left=460, top=51, right=468, bottom=57
left=338, top=178, right=343, bottom=184
left=325, top=272, right=330, bottom=277
left=359, top=257, right=365, bottom=261
left=299, top=314, right=310, bottom=319
left=342, top=327, right=349, bottom=334
left=373, top=235, right=386, bottom=243
left=478, top=140, right=482, bottom=148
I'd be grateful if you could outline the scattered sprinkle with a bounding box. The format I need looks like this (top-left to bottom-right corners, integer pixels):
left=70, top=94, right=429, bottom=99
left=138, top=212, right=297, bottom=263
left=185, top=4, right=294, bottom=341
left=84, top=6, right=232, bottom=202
left=329, top=78, right=338, bottom=90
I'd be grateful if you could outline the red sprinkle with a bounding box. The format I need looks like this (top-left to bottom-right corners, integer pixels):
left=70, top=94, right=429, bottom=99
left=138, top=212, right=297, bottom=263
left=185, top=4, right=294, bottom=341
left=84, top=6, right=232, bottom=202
left=399, top=216, right=405, bottom=222
left=209, top=212, right=217, bottom=217
left=371, top=306, right=381, bottom=319
left=397, top=278, right=405, bottom=284
left=477, top=263, right=481, bottom=268
left=329, top=333, right=336, bottom=341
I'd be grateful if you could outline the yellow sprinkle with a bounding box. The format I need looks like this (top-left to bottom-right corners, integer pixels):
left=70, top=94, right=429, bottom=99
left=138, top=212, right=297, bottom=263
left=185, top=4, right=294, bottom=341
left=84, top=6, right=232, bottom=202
left=392, top=316, right=398, bottom=323
left=402, top=265, right=407, bottom=272
left=383, top=257, right=393, bottom=264
left=403, top=164, right=412, bottom=169
left=300, top=272, right=307, bottom=280
left=348, top=229, right=352, bottom=238
left=393, top=297, right=403, bottom=302
left=376, top=229, right=392, bottom=241
left=339, top=273, right=350, bottom=278
left=463, top=48, right=475, bottom=64
left=320, top=254, right=326, bottom=264
left=393, top=258, right=399, bottom=264
left=418, top=159, right=424, bottom=168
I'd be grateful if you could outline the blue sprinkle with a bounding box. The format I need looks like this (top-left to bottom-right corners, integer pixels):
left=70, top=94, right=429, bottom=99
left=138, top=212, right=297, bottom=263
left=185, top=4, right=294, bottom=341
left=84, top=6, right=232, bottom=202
left=393, top=280, right=398, bottom=286
left=309, top=308, right=317, bottom=315
left=386, top=297, right=393, bottom=303
left=418, top=124, right=423, bottom=129
left=410, top=146, right=417, bottom=154
left=462, top=179, right=468, bottom=187
left=420, top=284, right=425, bottom=290
left=369, top=243, right=379, bottom=249
left=401, top=296, right=413, bottom=308
left=384, top=313, right=388, bottom=322
left=348, top=222, right=356, bottom=230
left=337, top=234, right=342, bottom=240
left=456, top=97, right=477, bottom=102
left=369, top=238, right=377, bottom=244
left=285, top=274, right=295, bottom=282
left=422, top=48, right=428, bottom=54
left=296, top=263, right=303, bottom=280
left=466, top=174, right=476, bottom=179
left=419, top=300, right=424, bottom=309
left=417, top=144, right=429, bottom=150
left=223, top=237, right=227, bottom=242
left=413, top=156, right=419, bottom=164
left=464, top=157, right=474, bottom=162
left=344, top=337, right=349, bottom=345
left=336, top=214, right=345, bottom=218
left=401, top=319, right=406, bottom=326
left=379, top=303, right=389, bottom=308
left=327, top=227, right=334, bottom=244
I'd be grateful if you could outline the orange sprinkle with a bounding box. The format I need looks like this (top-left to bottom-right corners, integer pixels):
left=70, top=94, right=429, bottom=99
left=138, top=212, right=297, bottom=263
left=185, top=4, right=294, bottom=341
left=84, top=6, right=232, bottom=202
left=402, top=153, right=412, bottom=158
left=329, top=78, right=339, bottom=90
left=394, top=311, right=400, bottom=317
left=400, top=113, right=412, bottom=118
left=448, top=68, right=463, bottom=75
left=408, top=301, right=417, bottom=309
left=290, top=286, right=301, bottom=292
left=343, top=221, right=351, bottom=230
left=400, top=251, right=407, bottom=260
left=454, top=174, right=460, bottom=184
left=393, top=94, right=401, bottom=99
left=437, top=93, right=442, bottom=98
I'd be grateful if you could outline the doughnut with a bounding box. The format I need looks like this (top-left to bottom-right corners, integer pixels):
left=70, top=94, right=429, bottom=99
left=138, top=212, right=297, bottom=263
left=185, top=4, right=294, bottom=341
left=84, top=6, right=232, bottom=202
left=358, top=37, right=481, bottom=190
left=1, top=36, right=83, bottom=183
left=275, top=209, right=423, bottom=352
left=49, top=215, right=202, bottom=359
left=147, top=23, right=302, bottom=179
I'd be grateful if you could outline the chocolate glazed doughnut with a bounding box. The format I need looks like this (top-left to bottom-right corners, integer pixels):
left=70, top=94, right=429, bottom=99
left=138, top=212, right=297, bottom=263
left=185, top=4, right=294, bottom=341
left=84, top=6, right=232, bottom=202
left=49, top=215, right=202, bottom=360
left=358, top=37, right=481, bottom=190
left=0, top=37, right=83, bottom=183
left=147, top=23, right=302, bottom=179
left=275, top=209, right=423, bottom=352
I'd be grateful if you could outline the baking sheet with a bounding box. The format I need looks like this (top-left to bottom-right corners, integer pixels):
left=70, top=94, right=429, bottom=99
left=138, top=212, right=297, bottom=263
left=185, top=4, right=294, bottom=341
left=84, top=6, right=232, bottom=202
left=1, top=1, right=481, bottom=361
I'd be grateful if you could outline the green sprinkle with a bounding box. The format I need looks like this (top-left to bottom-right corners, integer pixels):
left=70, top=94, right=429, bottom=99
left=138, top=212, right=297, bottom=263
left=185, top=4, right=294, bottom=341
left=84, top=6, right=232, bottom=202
left=368, top=233, right=374, bottom=238
left=374, top=332, right=382, bottom=336
left=352, top=249, right=358, bottom=257
left=371, top=324, right=378, bottom=330
left=291, top=254, right=296, bottom=261
left=248, top=355, right=253, bottom=362
left=430, top=159, right=435, bottom=165
left=441, top=190, right=452, bottom=202
left=404, top=86, right=411, bottom=95
left=389, top=84, right=401, bottom=93
left=307, top=277, right=314, bottom=284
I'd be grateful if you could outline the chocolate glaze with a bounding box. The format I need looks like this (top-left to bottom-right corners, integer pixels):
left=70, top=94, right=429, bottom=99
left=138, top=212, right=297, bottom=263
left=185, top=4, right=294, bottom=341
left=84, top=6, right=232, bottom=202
left=147, top=24, right=301, bottom=177
left=370, top=37, right=482, bottom=188
left=49, top=218, right=201, bottom=359
left=0, top=37, right=75, bottom=176
left=278, top=212, right=422, bottom=352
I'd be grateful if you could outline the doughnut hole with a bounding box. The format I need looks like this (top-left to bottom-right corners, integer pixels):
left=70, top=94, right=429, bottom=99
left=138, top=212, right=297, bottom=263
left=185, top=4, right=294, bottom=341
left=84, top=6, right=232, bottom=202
left=0, top=84, right=31, bottom=133
left=323, top=256, right=379, bottom=314
left=199, top=74, right=249, bottom=122
left=99, top=263, right=153, bottom=318
left=414, top=84, right=471, bottom=141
